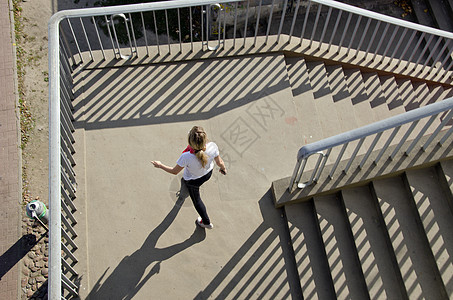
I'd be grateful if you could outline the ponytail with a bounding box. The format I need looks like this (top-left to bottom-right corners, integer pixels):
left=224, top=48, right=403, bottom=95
left=188, top=126, right=209, bottom=168
left=195, top=150, right=208, bottom=168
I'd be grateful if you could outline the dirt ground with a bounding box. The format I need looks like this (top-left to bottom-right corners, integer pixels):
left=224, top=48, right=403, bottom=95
left=16, top=0, right=92, bottom=298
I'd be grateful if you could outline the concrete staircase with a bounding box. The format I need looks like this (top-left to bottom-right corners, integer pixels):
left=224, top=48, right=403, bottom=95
left=284, top=160, right=453, bottom=299
left=74, top=48, right=453, bottom=298
left=276, top=56, right=453, bottom=298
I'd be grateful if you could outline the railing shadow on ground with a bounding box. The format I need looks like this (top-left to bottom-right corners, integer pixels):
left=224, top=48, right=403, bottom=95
left=86, top=179, right=207, bottom=300
left=195, top=191, right=303, bottom=299
left=0, top=233, right=40, bottom=280
left=73, top=53, right=290, bottom=130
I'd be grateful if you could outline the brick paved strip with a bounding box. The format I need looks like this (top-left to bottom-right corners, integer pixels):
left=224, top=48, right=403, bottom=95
left=0, top=0, right=21, bottom=298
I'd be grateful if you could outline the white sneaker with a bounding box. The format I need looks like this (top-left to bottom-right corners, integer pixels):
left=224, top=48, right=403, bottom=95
left=196, top=217, right=213, bottom=229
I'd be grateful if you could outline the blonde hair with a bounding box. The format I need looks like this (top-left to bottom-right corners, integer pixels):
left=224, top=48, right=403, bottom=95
left=188, top=126, right=208, bottom=167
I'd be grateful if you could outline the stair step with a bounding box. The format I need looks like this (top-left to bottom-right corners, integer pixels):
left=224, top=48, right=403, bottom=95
left=406, top=167, right=453, bottom=298
left=306, top=61, right=344, bottom=140
left=439, top=160, right=453, bottom=211
left=362, top=72, right=393, bottom=120
left=408, top=81, right=430, bottom=111
left=285, top=56, right=312, bottom=97
left=314, top=194, right=369, bottom=299
left=341, top=186, right=406, bottom=299
left=372, top=176, right=446, bottom=299
left=380, top=75, right=405, bottom=113
left=344, top=68, right=377, bottom=127
left=344, top=68, right=368, bottom=106
left=325, top=64, right=357, bottom=133
left=306, top=61, right=332, bottom=99
left=285, top=57, right=324, bottom=145
left=325, top=64, right=350, bottom=103
left=284, top=200, right=335, bottom=299
left=395, top=78, right=417, bottom=112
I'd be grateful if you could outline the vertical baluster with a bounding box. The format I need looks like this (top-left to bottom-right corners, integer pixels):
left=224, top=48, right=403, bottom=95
left=371, top=23, right=389, bottom=61
left=153, top=11, right=160, bottom=55
left=405, top=115, right=437, bottom=155
left=329, top=143, right=348, bottom=179
left=319, top=7, right=332, bottom=49
left=233, top=2, right=238, bottom=48
left=309, top=4, right=322, bottom=48
left=79, top=17, right=93, bottom=61
left=414, top=34, right=435, bottom=67
left=364, top=20, right=380, bottom=58
left=422, top=36, right=443, bottom=69
left=288, top=0, right=301, bottom=44
left=254, top=0, right=263, bottom=46
left=354, top=17, right=371, bottom=57
left=140, top=12, right=149, bottom=57
left=217, top=6, right=221, bottom=48
left=165, top=10, right=170, bottom=54
left=338, top=12, right=352, bottom=52
left=438, top=44, right=453, bottom=74
left=344, top=138, right=365, bottom=173
left=375, top=126, right=400, bottom=164
left=314, top=148, right=331, bottom=182
left=189, top=7, right=193, bottom=52
left=439, top=120, right=453, bottom=145
left=67, top=19, right=83, bottom=63
left=277, top=0, right=288, bottom=44
left=104, top=15, right=116, bottom=58
left=397, top=30, right=417, bottom=65
left=299, top=0, right=312, bottom=45
left=60, top=34, right=76, bottom=68
left=406, top=32, right=426, bottom=68
left=430, top=39, right=451, bottom=74
left=327, top=9, right=342, bottom=52
left=222, top=4, right=226, bottom=49
left=289, top=158, right=304, bottom=192
left=243, top=0, right=250, bottom=47
left=346, top=15, right=363, bottom=56
left=390, top=121, right=419, bottom=160
left=201, top=5, right=204, bottom=50
left=110, top=16, right=124, bottom=59
left=389, top=27, right=408, bottom=62
left=295, top=158, right=307, bottom=188
left=380, top=25, right=399, bottom=63
left=423, top=110, right=453, bottom=151
left=444, top=53, right=453, bottom=74
left=308, top=153, right=324, bottom=185
left=128, top=14, right=138, bottom=57
left=177, top=8, right=182, bottom=53
left=359, top=132, right=383, bottom=169
left=92, top=16, right=106, bottom=60
left=265, top=0, right=276, bottom=44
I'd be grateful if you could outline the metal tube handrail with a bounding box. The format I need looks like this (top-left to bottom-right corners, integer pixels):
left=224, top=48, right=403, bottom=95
left=290, top=97, right=453, bottom=191
left=48, top=0, right=453, bottom=40
left=297, top=98, right=453, bottom=160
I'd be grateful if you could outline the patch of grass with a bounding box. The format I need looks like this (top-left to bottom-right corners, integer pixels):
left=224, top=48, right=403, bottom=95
left=13, top=0, right=35, bottom=150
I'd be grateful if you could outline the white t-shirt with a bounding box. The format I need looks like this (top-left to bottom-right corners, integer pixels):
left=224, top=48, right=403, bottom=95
left=177, top=142, right=220, bottom=180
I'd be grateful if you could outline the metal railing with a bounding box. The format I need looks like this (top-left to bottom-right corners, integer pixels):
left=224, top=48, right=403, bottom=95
left=53, top=0, right=453, bottom=78
left=289, top=97, right=453, bottom=192
left=48, top=0, right=453, bottom=298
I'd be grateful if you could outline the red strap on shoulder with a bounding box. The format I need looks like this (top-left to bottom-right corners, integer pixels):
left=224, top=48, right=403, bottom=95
left=183, top=145, right=195, bottom=154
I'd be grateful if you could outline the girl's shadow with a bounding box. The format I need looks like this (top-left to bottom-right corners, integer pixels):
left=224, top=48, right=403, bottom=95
left=87, top=179, right=205, bottom=299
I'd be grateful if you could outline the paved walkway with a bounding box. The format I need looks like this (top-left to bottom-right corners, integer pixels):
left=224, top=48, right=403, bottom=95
left=0, top=0, right=21, bottom=298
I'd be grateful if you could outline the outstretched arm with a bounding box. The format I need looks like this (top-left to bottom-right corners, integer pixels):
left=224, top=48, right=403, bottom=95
left=151, top=161, right=183, bottom=175
left=214, top=155, right=227, bottom=175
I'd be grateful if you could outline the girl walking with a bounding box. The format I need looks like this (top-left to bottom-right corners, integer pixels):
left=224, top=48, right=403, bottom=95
left=151, top=126, right=227, bottom=229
